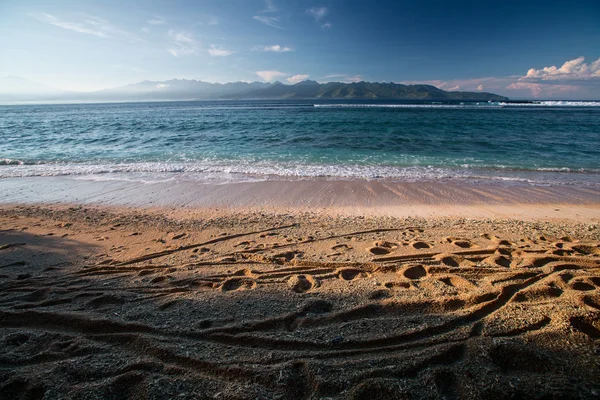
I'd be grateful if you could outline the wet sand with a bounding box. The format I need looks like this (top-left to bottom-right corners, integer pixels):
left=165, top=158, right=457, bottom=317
left=1, top=201, right=599, bottom=399
left=1, top=175, right=600, bottom=220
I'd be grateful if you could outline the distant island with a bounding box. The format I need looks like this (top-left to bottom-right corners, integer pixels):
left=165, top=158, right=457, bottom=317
left=0, top=76, right=509, bottom=103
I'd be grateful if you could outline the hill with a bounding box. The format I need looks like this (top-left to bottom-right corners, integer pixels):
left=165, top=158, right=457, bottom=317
left=0, top=77, right=509, bottom=103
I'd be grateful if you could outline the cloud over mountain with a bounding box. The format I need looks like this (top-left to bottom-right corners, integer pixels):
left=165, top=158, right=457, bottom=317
left=522, top=56, right=600, bottom=82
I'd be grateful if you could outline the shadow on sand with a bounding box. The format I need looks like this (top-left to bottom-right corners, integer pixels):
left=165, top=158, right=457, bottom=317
left=1, top=228, right=600, bottom=399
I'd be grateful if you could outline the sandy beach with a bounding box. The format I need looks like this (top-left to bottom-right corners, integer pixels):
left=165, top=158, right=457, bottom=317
left=1, top=182, right=599, bottom=398
left=3, top=0, right=600, bottom=397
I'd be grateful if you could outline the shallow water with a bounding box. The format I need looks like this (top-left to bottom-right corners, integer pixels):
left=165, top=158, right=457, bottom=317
left=1, top=100, right=599, bottom=186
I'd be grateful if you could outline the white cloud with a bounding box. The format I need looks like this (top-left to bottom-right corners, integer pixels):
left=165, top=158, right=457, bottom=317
left=259, top=0, right=278, bottom=13
left=405, top=74, right=590, bottom=99
left=404, top=77, right=515, bottom=93
left=147, top=17, right=166, bottom=25
left=156, top=83, right=169, bottom=89
left=402, top=58, right=600, bottom=99
left=287, top=74, right=310, bottom=84
left=306, top=7, right=328, bottom=21
left=30, top=13, right=143, bottom=43
left=501, top=56, right=600, bottom=97
left=318, top=74, right=362, bottom=83
left=208, top=45, right=234, bottom=57
left=306, top=7, right=332, bottom=29
left=168, top=30, right=200, bottom=56
left=506, top=82, right=580, bottom=98
left=256, top=70, right=287, bottom=82
left=409, top=58, right=600, bottom=98
left=31, top=13, right=108, bottom=37
left=523, top=56, right=600, bottom=81
left=258, top=44, right=293, bottom=53
left=169, top=30, right=195, bottom=44
left=253, top=15, right=282, bottom=29
left=320, top=74, right=345, bottom=80
left=507, top=82, right=543, bottom=97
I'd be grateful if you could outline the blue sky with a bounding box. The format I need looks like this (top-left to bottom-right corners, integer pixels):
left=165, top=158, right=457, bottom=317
left=1, top=0, right=599, bottom=99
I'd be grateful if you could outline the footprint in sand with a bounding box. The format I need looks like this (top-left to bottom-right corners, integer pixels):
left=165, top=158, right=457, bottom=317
left=402, top=265, right=427, bottom=280
left=271, top=251, right=302, bottom=264
left=445, top=237, right=477, bottom=248
left=433, top=253, right=463, bottom=268
left=410, top=241, right=431, bottom=249
left=482, top=255, right=512, bottom=268
left=374, top=241, right=398, bottom=249
left=570, top=278, right=598, bottom=291
left=287, top=275, right=316, bottom=293
left=495, top=247, right=512, bottom=256
left=571, top=244, right=600, bottom=255
left=221, top=277, right=257, bottom=292
left=336, top=268, right=368, bottom=281
left=232, top=268, right=255, bottom=278
left=452, top=240, right=475, bottom=248
left=513, top=284, right=563, bottom=302
left=368, top=246, right=391, bottom=255
left=368, top=240, right=399, bottom=255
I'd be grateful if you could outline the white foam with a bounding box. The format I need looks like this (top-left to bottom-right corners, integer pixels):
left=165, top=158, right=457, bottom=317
left=1, top=161, right=599, bottom=186
left=314, top=101, right=600, bottom=108
left=313, top=103, right=500, bottom=109
left=500, top=101, right=600, bottom=107
left=0, top=159, right=26, bottom=166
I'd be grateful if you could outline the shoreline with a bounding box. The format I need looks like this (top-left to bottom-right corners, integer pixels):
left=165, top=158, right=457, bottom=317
left=1, top=175, right=600, bottom=222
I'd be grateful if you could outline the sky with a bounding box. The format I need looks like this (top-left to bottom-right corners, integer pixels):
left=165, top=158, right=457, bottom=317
left=1, top=0, right=599, bottom=99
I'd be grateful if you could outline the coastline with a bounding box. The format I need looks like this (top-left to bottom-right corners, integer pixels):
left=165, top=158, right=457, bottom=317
left=1, top=175, right=600, bottom=222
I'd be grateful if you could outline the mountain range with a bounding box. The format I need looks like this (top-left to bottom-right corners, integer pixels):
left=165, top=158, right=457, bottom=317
left=0, top=77, right=509, bottom=103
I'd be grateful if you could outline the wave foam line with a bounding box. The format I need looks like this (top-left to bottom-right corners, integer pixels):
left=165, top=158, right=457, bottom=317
left=314, top=101, right=600, bottom=108
left=1, top=161, right=599, bottom=186
left=500, top=101, right=600, bottom=107
left=314, top=104, right=500, bottom=109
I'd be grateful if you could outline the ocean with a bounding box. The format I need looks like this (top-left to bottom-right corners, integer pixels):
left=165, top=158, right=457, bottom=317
left=1, top=100, right=599, bottom=187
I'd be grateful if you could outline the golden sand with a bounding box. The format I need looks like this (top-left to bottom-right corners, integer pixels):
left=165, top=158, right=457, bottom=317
left=1, top=205, right=599, bottom=398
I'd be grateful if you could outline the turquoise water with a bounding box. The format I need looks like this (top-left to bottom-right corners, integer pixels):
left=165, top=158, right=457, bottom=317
left=1, top=100, right=599, bottom=185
